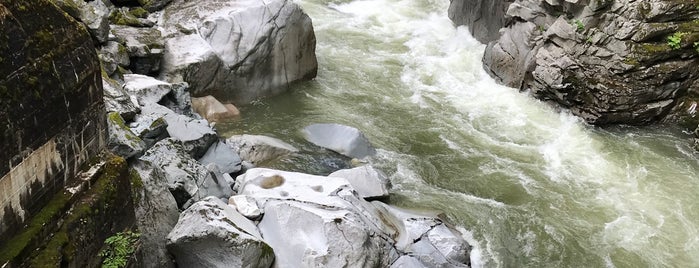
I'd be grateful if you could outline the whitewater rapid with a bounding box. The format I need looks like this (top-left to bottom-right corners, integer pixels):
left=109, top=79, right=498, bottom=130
left=219, top=0, right=699, bottom=266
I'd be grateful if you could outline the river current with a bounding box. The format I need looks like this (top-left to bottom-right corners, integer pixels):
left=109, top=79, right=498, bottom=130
left=218, top=0, right=699, bottom=266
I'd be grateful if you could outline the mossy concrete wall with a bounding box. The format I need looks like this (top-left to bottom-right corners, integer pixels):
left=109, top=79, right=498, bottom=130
left=0, top=0, right=106, bottom=242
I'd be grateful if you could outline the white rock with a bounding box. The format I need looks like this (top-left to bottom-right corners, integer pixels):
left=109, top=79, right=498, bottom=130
left=329, top=165, right=391, bottom=200
left=166, top=197, right=274, bottom=268
left=123, top=74, right=174, bottom=105
left=159, top=0, right=317, bottom=104
left=227, top=134, right=298, bottom=165
left=228, top=195, right=262, bottom=219
left=235, top=168, right=399, bottom=267
left=302, top=123, right=376, bottom=158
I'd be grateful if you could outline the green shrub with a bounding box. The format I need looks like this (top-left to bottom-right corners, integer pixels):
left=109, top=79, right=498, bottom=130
left=99, top=231, right=140, bottom=268
left=572, top=20, right=584, bottom=32
left=667, top=32, right=687, bottom=49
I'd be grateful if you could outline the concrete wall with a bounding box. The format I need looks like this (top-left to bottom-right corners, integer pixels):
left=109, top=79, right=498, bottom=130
left=0, top=0, right=106, bottom=241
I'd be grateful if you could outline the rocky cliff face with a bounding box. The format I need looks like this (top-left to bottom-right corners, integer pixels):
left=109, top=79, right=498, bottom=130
left=448, top=0, right=514, bottom=43
left=450, top=0, right=699, bottom=127
left=0, top=0, right=105, bottom=241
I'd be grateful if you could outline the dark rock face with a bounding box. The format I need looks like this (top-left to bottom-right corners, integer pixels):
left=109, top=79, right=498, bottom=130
left=448, top=0, right=514, bottom=43
left=452, top=0, right=699, bottom=126
left=0, top=0, right=105, bottom=241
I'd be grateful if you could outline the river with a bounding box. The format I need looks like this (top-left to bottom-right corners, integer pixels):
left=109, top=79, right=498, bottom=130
left=218, top=0, right=699, bottom=266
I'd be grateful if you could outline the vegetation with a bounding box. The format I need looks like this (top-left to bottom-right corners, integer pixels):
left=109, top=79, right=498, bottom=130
left=694, top=41, right=699, bottom=53
left=572, top=20, right=584, bottom=32
left=99, top=231, right=140, bottom=268
left=667, top=32, right=687, bottom=49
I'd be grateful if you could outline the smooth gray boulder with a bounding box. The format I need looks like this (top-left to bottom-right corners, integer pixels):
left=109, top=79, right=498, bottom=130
left=159, top=0, right=317, bottom=104
left=329, top=165, right=391, bottom=200
left=227, top=134, right=298, bottom=166
left=107, top=112, right=146, bottom=159
left=140, top=138, right=233, bottom=208
left=302, top=123, right=376, bottom=159
left=235, top=168, right=398, bottom=268
left=198, top=141, right=242, bottom=174
left=131, top=160, right=179, bottom=268
left=166, top=196, right=274, bottom=268
left=110, top=25, right=164, bottom=75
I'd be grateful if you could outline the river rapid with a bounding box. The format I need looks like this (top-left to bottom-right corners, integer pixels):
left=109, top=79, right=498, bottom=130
left=218, top=0, right=699, bottom=266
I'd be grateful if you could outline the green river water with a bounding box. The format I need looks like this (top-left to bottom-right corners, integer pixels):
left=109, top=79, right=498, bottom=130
left=218, top=0, right=699, bottom=266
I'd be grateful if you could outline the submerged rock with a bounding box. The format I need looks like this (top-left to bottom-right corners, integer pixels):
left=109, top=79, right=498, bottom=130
left=166, top=196, right=274, bottom=268
left=159, top=0, right=317, bottom=104
left=302, top=123, right=377, bottom=158
left=227, top=134, right=299, bottom=166
left=192, top=95, right=241, bottom=122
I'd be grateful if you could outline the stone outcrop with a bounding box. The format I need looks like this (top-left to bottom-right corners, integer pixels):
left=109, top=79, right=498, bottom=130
left=0, top=0, right=106, bottom=242
left=448, top=0, right=514, bottom=43
left=159, top=0, right=318, bottom=105
left=452, top=0, right=699, bottom=126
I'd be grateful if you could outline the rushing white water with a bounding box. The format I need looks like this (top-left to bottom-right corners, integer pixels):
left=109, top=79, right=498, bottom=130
left=219, top=0, right=699, bottom=266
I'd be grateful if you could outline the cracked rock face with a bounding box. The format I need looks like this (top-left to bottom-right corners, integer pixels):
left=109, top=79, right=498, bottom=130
left=454, top=0, right=699, bottom=125
left=159, top=0, right=318, bottom=105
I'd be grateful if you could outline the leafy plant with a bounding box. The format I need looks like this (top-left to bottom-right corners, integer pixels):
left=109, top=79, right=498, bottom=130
left=694, top=41, right=699, bottom=53
left=667, top=32, right=687, bottom=49
left=99, top=231, right=140, bottom=268
left=572, top=20, right=584, bottom=32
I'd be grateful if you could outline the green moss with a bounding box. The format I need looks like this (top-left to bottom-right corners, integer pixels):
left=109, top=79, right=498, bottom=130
left=108, top=10, right=141, bottom=26
left=129, top=7, right=149, bottom=18
left=149, top=117, right=166, bottom=129
left=129, top=169, right=143, bottom=204
left=0, top=192, right=71, bottom=263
